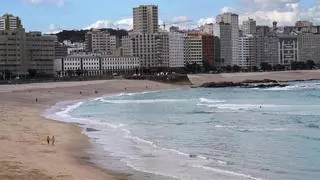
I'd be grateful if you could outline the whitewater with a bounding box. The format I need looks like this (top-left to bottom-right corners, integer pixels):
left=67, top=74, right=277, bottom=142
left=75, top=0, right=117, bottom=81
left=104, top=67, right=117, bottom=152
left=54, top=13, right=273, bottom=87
left=45, top=80, right=320, bottom=180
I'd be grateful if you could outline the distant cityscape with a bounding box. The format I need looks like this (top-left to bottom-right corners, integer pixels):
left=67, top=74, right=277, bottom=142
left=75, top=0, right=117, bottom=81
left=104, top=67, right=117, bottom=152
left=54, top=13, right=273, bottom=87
left=0, top=5, right=320, bottom=79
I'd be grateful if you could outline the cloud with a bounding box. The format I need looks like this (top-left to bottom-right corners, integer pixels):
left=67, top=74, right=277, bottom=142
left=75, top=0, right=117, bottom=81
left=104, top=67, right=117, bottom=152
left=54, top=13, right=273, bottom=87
left=47, top=24, right=63, bottom=34
left=24, top=0, right=65, bottom=6
left=85, top=18, right=133, bottom=30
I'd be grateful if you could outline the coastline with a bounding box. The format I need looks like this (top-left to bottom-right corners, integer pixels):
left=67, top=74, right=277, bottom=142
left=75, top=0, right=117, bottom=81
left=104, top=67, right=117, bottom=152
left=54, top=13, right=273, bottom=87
left=0, top=79, right=185, bottom=180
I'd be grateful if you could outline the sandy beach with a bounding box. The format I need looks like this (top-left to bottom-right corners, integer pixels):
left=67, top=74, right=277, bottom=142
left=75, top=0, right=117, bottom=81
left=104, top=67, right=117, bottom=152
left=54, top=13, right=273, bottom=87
left=188, top=70, right=320, bottom=86
left=1, top=70, right=320, bottom=180
left=0, top=79, right=183, bottom=180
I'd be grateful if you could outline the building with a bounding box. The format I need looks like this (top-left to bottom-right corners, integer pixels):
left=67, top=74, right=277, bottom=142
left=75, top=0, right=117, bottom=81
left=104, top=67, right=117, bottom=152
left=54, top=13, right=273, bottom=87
left=213, top=22, right=232, bottom=66
left=168, top=32, right=184, bottom=68
left=169, top=26, right=179, bottom=32
left=263, top=32, right=279, bottom=66
left=279, top=34, right=298, bottom=66
left=25, top=32, right=56, bottom=75
left=216, top=12, right=239, bottom=65
left=133, top=5, right=158, bottom=34
left=184, top=32, right=203, bottom=66
left=298, top=33, right=320, bottom=64
left=55, top=41, right=68, bottom=59
left=85, top=29, right=111, bottom=54
left=200, top=23, right=214, bottom=35
left=122, top=33, right=161, bottom=68
left=256, top=26, right=269, bottom=67
left=239, top=34, right=257, bottom=69
left=109, top=35, right=120, bottom=55
left=295, top=21, right=313, bottom=28
left=0, top=14, right=23, bottom=31
left=54, top=54, right=140, bottom=76
left=242, top=18, right=256, bottom=35
left=63, top=40, right=85, bottom=54
left=202, top=35, right=215, bottom=68
left=0, top=29, right=27, bottom=77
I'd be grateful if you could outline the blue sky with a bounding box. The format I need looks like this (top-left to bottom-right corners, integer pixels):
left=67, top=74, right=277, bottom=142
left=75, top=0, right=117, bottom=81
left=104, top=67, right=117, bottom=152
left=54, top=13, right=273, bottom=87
left=1, top=0, right=319, bottom=33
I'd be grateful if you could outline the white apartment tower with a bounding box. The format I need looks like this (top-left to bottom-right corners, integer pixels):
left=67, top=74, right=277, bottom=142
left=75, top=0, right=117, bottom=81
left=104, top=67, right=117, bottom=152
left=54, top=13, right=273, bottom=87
left=0, top=14, right=23, bottom=31
left=85, top=30, right=111, bottom=54
left=216, top=13, right=239, bottom=65
left=239, top=34, right=257, bottom=69
left=242, top=18, right=256, bottom=35
left=133, top=5, right=158, bottom=34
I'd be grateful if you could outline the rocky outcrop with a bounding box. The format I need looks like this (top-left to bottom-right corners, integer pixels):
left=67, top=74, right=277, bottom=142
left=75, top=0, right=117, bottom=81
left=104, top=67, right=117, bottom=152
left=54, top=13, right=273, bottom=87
left=199, top=79, right=288, bottom=88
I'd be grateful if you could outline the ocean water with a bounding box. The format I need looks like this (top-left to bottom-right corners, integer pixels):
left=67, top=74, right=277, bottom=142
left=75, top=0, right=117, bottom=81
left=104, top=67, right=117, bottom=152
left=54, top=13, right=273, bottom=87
left=47, top=81, right=320, bottom=180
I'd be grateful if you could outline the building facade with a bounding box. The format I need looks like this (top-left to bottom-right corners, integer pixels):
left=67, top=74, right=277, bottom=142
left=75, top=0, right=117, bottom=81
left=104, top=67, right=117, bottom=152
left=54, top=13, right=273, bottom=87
left=0, top=29, right=27, bottom=76
left=242, top=18, right=256, bottom=35
left=26, top=32, right=56, bottom=75
left=213, top=22, right=232, bottom=66
left=216, top=13, right=239, bottom=65
left=263, top=32, right=279, bottom=66
left=54, top=55, right=140, bottom=76
left=298, top=33, right=320, bottom=64
left=202, top=35, right=215, bottom=68
left=256, top=26, right=269, bottom=67
left=239, top=34, right=257, bottom=69
left=133, top=5, right=158, bottom=34
left=122, top=33, right=161, bottom=68
left=0, top=14, right=23, bottom=31
left=168, top=32, right=184, bottom=68
left=109, top=35, right=120, bottom=55
left=85, top=30, right=111, bottom=54
left=279, top=35, right=298, bottom=66
left=184, top=32, right=203, bottom=66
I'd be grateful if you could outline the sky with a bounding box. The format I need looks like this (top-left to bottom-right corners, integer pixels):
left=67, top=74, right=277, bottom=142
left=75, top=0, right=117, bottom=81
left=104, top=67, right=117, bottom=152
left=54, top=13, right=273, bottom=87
left=1, top=0, right=320, bottom=33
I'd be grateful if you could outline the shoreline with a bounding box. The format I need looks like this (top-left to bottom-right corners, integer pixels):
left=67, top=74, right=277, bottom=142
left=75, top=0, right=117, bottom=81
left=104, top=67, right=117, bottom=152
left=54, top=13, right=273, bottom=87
left=0, top=79, right=185, bottom=180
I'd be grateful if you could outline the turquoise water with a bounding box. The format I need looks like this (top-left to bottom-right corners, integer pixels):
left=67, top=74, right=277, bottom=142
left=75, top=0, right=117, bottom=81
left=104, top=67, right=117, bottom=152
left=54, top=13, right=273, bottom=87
left=56, top=81, right=320, bottom=180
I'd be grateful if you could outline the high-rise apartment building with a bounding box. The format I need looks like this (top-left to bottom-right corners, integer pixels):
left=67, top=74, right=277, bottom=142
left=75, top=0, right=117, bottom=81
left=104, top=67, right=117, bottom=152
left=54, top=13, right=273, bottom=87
left=216, top=13, right=239, bottom=65
left=168, top=32, right=185, bottom=68
left=279, top=35, right=298, bottom=66
left=256, top=26, right=269, bottom=67
left=0, top=14, right=23, bottom=31
left=263, top=32, right=279, bottom=66
left=202, top=35, right=215, bottom=68
left=213, top=22, right=232, bottom=66
left=298, top=33, right=320, bottom=64
left=242, top=18, right=256, bottom=35
left=0, top=29, right=27, bottom=76
left=109, top=35, right=120, bottom=55
left=122, top=33, right=161, bottom=68
left=200, top=23, right=214, bottom=35
left=26, top=32, right=56, bottom=75
left=85, top=30, right=111, bottom=54
left=239, top=34, right=257, bottom=69
left=184, top=32, right=203, bottom=66
left=133, top=5, right=158, bottom=33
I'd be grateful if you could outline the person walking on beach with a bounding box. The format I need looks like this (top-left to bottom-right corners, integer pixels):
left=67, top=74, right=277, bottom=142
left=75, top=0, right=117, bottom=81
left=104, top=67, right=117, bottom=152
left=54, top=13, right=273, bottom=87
left=47, top=136, right=50, bottom=145
left=52, top=136, right=55, bottom=145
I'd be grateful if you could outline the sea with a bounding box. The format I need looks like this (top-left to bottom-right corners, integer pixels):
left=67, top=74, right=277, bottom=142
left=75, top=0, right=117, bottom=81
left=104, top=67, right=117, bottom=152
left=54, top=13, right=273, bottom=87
left=45, top=80, right=320, bottom=180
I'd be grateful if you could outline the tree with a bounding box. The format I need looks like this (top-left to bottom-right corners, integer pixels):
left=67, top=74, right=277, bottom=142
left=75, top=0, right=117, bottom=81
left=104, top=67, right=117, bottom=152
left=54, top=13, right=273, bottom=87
left=225, top=65, right=232, bottom=72
left=291, top=61, right=306, bottom=70
left=252, top=66, right=258, bottom=72
left=66, top=70, right=74, bottom=77
left=232, top=65, right=241, bottom=72
left=28, top=69, right=37, bottom=78
left=76, top=69, right=83, bottom=76
left=260, top=62, right=272, bottom=71
left=306, top=60, right=315, bottom=70
left=273, top=64, right=285, bottom=71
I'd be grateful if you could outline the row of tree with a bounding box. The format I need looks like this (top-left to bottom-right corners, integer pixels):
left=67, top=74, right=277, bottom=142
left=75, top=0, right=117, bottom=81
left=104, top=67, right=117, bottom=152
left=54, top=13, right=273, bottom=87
left=260, top=60, right=316, bottom=71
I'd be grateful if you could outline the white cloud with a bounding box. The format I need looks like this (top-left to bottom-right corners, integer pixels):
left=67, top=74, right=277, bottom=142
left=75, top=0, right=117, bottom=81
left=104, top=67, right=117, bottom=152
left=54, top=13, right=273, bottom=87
left=85, top=18, right=133, bottom=30
left=24, top=0, right=65, bottom=6
left=46, top=24, right=63, bottom=34
left=221, top=6, right=235, bottom=13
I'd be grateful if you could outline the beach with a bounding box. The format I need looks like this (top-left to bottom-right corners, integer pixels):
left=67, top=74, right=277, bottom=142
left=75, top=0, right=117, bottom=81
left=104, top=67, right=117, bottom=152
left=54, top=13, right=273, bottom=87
left=1, top=70, right=320, bottom=180
left=0, top=79, right=183, bottom=180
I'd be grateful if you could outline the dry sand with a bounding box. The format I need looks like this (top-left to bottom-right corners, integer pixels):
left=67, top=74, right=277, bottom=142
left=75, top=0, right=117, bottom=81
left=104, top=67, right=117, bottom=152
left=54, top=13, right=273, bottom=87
left=188, top=70, right=320, bottom=86
left=0, top=79, right=184, bottom=180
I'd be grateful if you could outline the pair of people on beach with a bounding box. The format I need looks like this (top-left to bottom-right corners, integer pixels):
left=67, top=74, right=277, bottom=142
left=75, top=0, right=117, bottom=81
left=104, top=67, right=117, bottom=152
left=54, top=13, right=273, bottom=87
left=47, top=136, right=55, bottom=145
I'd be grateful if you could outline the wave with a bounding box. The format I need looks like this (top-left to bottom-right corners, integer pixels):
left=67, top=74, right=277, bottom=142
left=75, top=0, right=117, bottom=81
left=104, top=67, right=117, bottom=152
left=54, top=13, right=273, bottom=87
left=55, top=101, right=84, bottom=118
left=202, top=103, right=277, bottom=111
left=192, top=165, right=264, bottom=180
left=99, top=99, right=187, bottom=104
left=199, top=98, right=226, bottom=103
left=306, top=123, right=320, bottom=129
left=263, top=82, right=320, bottom=91
left=296, top=135, right=320, bottom=142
